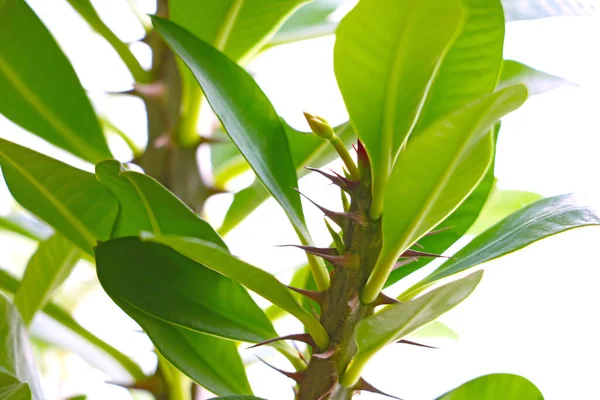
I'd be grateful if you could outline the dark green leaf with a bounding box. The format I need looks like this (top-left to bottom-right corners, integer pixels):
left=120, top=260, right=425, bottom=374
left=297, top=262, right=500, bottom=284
left=344, top=272, right=482, bottom=387
left=415, top=0, right=505, bottom=133
left=436, top=373, right=543, bottom=399
left=96, top=237, right=276, bottom=343
left=0, top=268, right=145, bottom=381
left=95, top=160, right=224, bottom=245
left=334, top=0, right=465, bottom=218
left=0, top=139, right=119, bottom=254
left=143, top=234, right=329, bottom=350
left=502, top=0, right=597, bottom=20
left=0, top=294, right=44, bottom=399
left=270, top=0, right=344, bottom=46
left=0, top=0, right=110, bottom=162
left=14, top=234, right=80, bottom=326
left=219, top=122, right=354, bottom=234
left=498, top=60, right=574, bottom=96
left=412, top=194, right=600, bottom=293
left=151, top=17, right=310, bottom=243
left=364, top=87, right=526, bottom=303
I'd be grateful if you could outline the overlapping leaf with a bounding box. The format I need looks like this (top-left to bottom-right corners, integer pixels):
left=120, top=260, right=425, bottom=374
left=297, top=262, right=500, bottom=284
left=436, top=373, right=543, bottom=399
left=498, top=60, right=574, bottom=95
left=334, top=0, right=465, bottom=217
left=0, top=0, right=110, bottom=162
left=0, top=139, right=119, bottom=254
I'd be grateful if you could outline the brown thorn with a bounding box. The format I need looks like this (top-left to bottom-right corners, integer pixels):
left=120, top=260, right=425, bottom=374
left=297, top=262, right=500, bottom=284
left=374, top=292, right=400, bottom=306
left=426, top=226, right=454, bottom=236
left=248, top=333, right=319, bottom=352
left=397, top=339, right=438, bottom=349
left=392, top=258, right=417, bottom=271
left=304, top=166, right=359, bottom=191
left=293, top=188, right=364, bottom=228
left=287, top=286, right=326, bottom=304
left=412, top=242, right=424, bottom=249
left=401, top=249, right=449, bottom=259
left=317, top=382, right=337, bottom=400
left=133, top=82, right=167, bottom=98
left=355, top=378, right=402, bottom=399
left=312, top=345, right=336, bottom=360
left=257, top=356, right=304, bottom=383
left=278, top=244, right=339, bottom=257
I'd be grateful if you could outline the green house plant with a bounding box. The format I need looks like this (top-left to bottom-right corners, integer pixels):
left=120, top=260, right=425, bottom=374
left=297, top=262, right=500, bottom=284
left=0, top=0, right=597, bottom=399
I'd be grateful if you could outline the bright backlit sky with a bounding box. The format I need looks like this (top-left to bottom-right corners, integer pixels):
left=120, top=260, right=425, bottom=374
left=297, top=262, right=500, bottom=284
left=1, top=1, right=600, bottom=399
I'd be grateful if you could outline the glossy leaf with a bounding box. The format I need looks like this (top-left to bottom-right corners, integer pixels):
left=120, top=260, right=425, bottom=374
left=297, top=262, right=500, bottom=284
left=334, top=0, right=465, bottom=218
left=0, top=211, right=52, bottom=242
left=502, top=0, right=597, bottom=20
left=270, top=0, right=344, bottom=46
left=96, top=237, right=276, bottom=343
left=436, top=373, right=543, bottom=399
left=0, top=294, right=44, bottom=399
left=95, top=160, right=224, bottom=245
left=152, top=17, right=310, bottom=243
left=120, top=300, right=252, bottom=395
left=14, top=234, right=80, bottom=326
left=413, top=194, right=600, bottom=291
left=345, top=272, right=482, bottom=386
left=170, top=0, right=307, bottom=62
left=498, top=60, right=574, bottom=96
left=414, top=0, right=505, bottom=134
left=0, top=139, right=119, bottom=254
left=0, top=0, right=110, bottom=162
left=0, top=269, right=145, bottom=381
left=143, top=234, right=330, bottom=350
left=219, top=122, right=354, bottom=234
left=468, top=187, right=543, bottom=236
left=364, top=86, right=527, bottom=303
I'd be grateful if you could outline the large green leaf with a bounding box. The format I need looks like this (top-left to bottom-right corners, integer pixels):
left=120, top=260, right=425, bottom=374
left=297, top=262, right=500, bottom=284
left=468, top=187, right=543, bottom=236
left=152, top=16, right=310, bottom=243
left=269, top=0, right=344, bottom=46
left=343, top=271, right=482, bottom=387
left=410, top=194, right=600, bottom=294
left=0, top=294, right=44, bottom=399
left=219, top=122, right=354, bottom=234
left=0, top=139, right=119, bottom=254
left=363, top=86, right=527, bottom=303
left=415, top=0, right=505, bottom=134
left=143, top=234, right=330, bottom=350
left=0, top=269, right=145, bottom=381
left=498, top=60, right=574, bottom=96
left=95, top=160, right=224, bottom=245
left=502, top=0, right=597, bottom=20
left=436, top=373, right=543, bottom=399
left=334, top=0, right=465, bottom=218
left=0, top=0, right=110, bottom=162
left=96, top=237, right=276, bottom=343
left=121, top=301, right=252, bottom=395
left=14, top=234, right=80, bottom=326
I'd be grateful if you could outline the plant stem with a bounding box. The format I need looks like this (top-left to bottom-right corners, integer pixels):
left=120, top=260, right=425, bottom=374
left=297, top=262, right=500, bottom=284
left=67, top=0, right=151, bottom=84
left=159, top=354, right=192, bottom=400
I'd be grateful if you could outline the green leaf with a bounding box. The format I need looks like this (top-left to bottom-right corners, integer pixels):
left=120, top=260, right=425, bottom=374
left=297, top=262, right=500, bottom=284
left=169, top=0, right=307, bottom=62
left=0, top=268, right=145, bottom=381
left=212, top=397, right=266, bottom=400
left=0, top=211, right=52, bottom=242
left=0, top=294, right=44, bottom=399
left=334, top=0, right=465, bottom=218
left=363, top=86, right=527, bottom=304
left=411, top=194, right=600, bottom=293
left=143, top=234, right=330, bottom=350
left=96, top=237, right=276, bottom=343
left=219, top=122, right=354, bottom=235
left=384, top=130, right=497, bottom=288
left=436, top=373, right=543, bottom=399
left=152, top=16, right=309, bottom=243
left=415, top=0, right=506, bottom=134
left=14, top=234, right=80, bottom=326
left=343, top=271, right=482, bottom=387
left=0, top=373, right=32, bottom=400
left=468, top=187, right=543, bottom=236
left=407, top=321, right=459, bottom=341
left=0, top=139, right=119, bottom=255
left=122, top=302, right=252, bottom=395
left=0, top=0, right=110, bottom=162
left=269, top=0, right=344, bottom=46
left=502, top=0, right=597, bottom=20
left=95, top=160, right=224, bottom=245
left=498, top=60, right=574, bottom=96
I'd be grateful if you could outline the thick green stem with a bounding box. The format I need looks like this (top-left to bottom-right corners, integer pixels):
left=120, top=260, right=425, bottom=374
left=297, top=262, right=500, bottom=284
left=159, top=354, right=192, bottom=400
